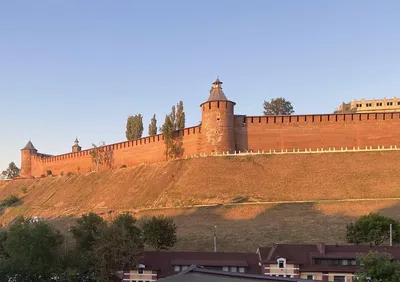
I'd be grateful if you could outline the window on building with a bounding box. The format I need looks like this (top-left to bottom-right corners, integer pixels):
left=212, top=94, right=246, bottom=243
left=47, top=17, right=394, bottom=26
left=137, top=268, right=144, bottom=274
left=231, top=266, right=237, bottom=272
left=315, top=258, right=356, bottom=266
left=388, top=102, right=393, bottom=106
left=222, top=267, right=229, bottom=272
left=279, top=261, right=284, bottom=268
left=174, top=266, right=180, bottom=272
left=182, top=265, right=188, bottom=270
left=277, top=258, right=285, bottom=268
left=307, top=274, right=314, bottom=280
left=333, top=276, right=346, bottom=282
left=239, top=267, right=245, bottom=273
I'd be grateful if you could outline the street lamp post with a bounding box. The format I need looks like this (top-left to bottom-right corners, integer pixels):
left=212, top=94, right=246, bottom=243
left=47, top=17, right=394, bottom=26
left=213, top=226, right=217, bottom=252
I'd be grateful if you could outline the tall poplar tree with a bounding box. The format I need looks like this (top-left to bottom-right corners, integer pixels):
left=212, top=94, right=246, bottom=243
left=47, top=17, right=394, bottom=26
left=170, top=106, right=176, bottom=130
left=176, top=101, right=185, bottom=130
left=126, top=114, right=144, bottom=140
left=161, top=115, right=174, bottom=160
left=148, top=114, right=157, bottom=136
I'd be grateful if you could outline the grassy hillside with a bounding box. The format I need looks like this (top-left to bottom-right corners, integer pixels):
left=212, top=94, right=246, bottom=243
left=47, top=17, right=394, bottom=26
left=1, top=151, right=400, bottom=250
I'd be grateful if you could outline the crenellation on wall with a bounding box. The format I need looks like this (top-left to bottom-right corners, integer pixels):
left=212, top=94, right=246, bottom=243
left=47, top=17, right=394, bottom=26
left=242, top=112, right=400, bottom=126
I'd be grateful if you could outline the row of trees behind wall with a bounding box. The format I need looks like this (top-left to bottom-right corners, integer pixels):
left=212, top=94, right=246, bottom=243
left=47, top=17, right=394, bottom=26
left=125, top=100, right=186, bottom=161
left=125, top=100, right=186, bottom=141
left=124, top=98, right=294, bottom=161
left=125, top=98, right=295, bottom=143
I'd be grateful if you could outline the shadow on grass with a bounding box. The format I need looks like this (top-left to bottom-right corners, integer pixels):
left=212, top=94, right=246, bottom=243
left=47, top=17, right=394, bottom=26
left=7, top=200, right=400, bottom=252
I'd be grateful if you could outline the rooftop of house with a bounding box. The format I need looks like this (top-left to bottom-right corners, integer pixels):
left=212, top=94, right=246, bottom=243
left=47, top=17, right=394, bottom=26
left=136, top=251, right=260, bottom=278
left=158, top=265, right=316, bottom=282
left=257, top=243, right=400, bottom=272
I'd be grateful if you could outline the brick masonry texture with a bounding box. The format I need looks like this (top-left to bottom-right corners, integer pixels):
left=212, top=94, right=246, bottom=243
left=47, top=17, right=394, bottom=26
left=20, top=89, right=400, bottom=178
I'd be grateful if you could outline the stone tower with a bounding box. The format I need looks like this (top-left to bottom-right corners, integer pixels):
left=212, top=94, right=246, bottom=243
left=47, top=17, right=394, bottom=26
left=20, top=141, right=37, bottom=178
left=200, top=77, right=236, bottom=154
left=72, top=138, right=82, bottom=153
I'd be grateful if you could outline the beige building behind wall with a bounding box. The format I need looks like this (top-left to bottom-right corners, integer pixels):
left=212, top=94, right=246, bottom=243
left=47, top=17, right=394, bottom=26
left=335, top=97, right=400, bottom=113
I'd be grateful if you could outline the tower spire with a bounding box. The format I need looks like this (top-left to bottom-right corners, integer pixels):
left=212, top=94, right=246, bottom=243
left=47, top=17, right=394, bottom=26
left=208, top=77, right=227, bottom=101
left=72, top=137, right=82, bottom=153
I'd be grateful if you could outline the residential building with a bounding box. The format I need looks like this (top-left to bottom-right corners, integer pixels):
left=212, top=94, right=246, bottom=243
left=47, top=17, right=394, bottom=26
left=257, top=243, right=400, bottom=282
left=123, top=251, right=261, bottom=282
left=158, top=265, right=317, bottom=282
left=335, top=97, right=400, bottom=113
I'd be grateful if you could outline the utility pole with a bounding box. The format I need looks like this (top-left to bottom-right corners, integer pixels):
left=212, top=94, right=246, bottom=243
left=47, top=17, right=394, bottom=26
left=64, top=238, right=68, bottom=257
left=390, top=224, right=393, bottom=246
left=213, top=226, right=217, bottom=252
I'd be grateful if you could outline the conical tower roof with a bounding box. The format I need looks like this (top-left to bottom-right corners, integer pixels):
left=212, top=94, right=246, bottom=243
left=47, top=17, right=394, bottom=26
left=22, top=141, right=36, bottom=150
left=207, top=77, right=228, bottom=101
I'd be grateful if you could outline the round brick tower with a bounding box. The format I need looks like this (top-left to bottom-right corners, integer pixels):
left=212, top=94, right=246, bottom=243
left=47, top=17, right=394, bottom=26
left=200, top=77, right=236, bottom=154
left=20, top=141, right=37, bottom=178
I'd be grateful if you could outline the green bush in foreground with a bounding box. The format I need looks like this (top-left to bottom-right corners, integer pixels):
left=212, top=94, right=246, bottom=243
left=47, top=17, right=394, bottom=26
left=1, top=195, right=20, bottom=207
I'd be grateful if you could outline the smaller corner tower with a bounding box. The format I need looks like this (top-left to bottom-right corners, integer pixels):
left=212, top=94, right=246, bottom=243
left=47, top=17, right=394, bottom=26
left=20, top=141, right=38, bottom=178
left=72, top=138, right=82, bottom=153
left=200, top=77, right=236, bottom=154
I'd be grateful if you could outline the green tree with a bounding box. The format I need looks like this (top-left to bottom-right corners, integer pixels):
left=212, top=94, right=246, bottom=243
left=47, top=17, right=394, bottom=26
left=1, top=217, right=63, bottom=280
left=142, top=215, right=177, bottom=251
left=161, top=114, right=174, bottom=160
left=162, top=102, right=185, bottom=159
left=0, top=229, right=8, bottom=260
left=148, top=114, right=157, bottom=136
left=263, top=98, right=294, bottom=115
left=71, top=212, right=107, bottom=252
left=2, top=162, right=20, bottom=179
left=170, top=106, right=176, bottom=130
left=347, top=213, right=400, bottom=245
left=0, top=170, right=7, bottom=180
left=69, top=213, right=107, bottom=280
left=356, top=252, right=400, bottom=282
left=126, top=114, right=144, bottom=140
left=92, top=224, right=143, bottom=282
left=176, top=101, right=185, bottom=130
left=112, top=212, right=142, bottom=239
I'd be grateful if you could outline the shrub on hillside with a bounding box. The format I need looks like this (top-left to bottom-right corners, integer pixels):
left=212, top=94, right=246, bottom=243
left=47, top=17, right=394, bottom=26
left=20, top=186, right=28, bottom=194
left=40, top=174, right=45, bottom=178
left=60, top=171, right=64, bottom=176
left=66, top=172, right=74, bottom=177
left=1, top=195, right=20, bottom=207
left=46, top=170, right=52, bottom=176
left=232, top=195, right=249, bottom=203
left=120, top=165, right=127, bottom=168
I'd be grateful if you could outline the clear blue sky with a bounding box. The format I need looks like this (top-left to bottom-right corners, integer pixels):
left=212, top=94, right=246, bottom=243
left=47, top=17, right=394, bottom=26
left=1, top=0, right=400, bottom=170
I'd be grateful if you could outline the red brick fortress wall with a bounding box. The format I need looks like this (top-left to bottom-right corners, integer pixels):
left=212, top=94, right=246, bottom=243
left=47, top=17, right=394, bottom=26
left=24, top=111, right=400, bottom=178
left=29, top=126, right=202, bottom=177
left=238, top=112, right=400, bottom=152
